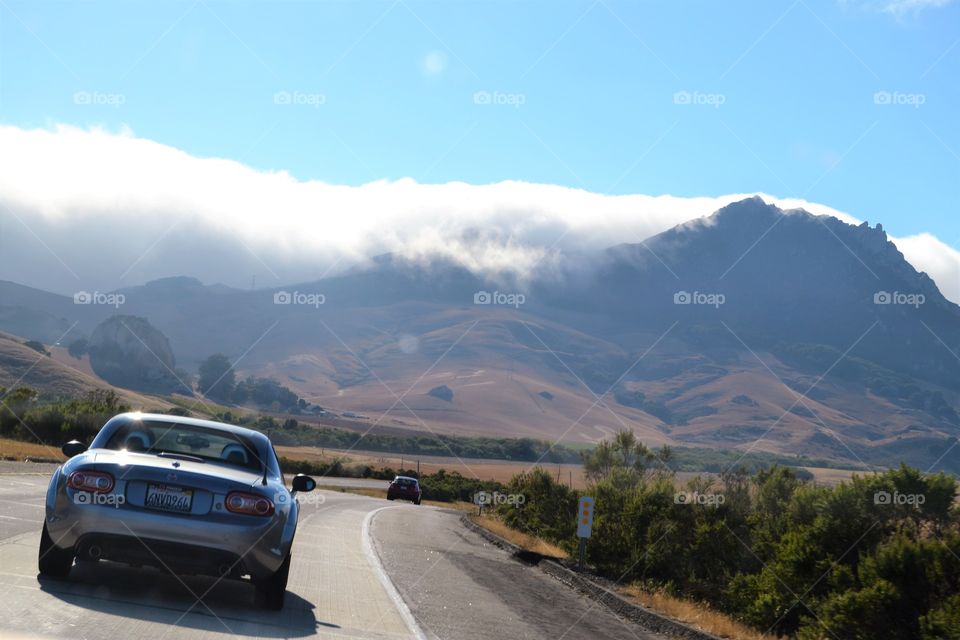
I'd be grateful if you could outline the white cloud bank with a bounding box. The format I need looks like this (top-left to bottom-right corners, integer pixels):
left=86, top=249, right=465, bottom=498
left=0, top=124, right=957, bottom=303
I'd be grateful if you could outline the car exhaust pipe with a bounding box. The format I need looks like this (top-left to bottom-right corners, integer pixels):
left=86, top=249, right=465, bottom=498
left=87, top=545, right=102, bottom=560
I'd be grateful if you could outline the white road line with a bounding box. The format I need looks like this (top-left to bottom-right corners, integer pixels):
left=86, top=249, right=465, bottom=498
left=0, top=501, right=44, bottom=509
left=362, top=506, right=427, bottom=640
left=0, top=515, right=36, bottom=522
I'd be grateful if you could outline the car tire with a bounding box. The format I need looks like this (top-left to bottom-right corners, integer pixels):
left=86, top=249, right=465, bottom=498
left=387, top=496, right=394, bottom=501
left=415, top=497, right=421, bottom=505
left=255, top=554, right=291, bottom=610
left=38, top=522, right=73, bottom=578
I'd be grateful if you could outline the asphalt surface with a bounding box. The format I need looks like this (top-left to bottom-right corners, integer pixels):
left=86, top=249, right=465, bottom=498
left=372, top=507, right=662, bottom=640
left=315, top=477, right=391, bottom=489
left=0, top=463, right=666, bottom=640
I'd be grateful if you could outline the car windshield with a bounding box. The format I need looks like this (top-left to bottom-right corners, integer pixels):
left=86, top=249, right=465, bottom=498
left=104, top=421, right=263, bottom=472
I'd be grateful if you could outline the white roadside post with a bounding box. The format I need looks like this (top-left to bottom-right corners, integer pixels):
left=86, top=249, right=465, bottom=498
left=576, top=496, right=594, bottom=571
left=474, top=490, right=489, bottom=515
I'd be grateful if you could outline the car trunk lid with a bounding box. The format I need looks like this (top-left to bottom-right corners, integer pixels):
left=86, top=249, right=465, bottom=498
left=80, top=449, right=266, bottom=516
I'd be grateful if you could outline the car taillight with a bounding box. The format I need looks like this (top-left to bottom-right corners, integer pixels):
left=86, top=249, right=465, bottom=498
left=225, top=491, right=275, bottom=517
left=68, top=471, right=114, bottom=493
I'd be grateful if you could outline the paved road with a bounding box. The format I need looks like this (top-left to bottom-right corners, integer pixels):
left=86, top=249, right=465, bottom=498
left=373, top=507, right=662, bottom=640
left=0, top=464, right=666, bottom=640
left=314, top=477, right=390, bottom=489
left=0, top=473, right=415, bottom=639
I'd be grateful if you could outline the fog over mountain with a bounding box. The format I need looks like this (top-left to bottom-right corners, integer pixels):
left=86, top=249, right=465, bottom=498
left=1, top=124, right=957, bottom=303
left=2, top=196, right=959, bottom=473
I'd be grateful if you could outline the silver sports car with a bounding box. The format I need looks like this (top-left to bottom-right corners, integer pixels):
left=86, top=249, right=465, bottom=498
left=39, top=412, right=317, bottom=609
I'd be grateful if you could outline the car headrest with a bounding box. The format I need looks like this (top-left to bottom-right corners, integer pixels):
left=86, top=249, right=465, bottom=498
left=221, top=444, right=249, bottom=466
left=125, top=431, right=151, bottom=452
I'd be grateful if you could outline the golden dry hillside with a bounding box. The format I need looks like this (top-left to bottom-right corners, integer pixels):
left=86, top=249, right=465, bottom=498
left=0, top=331, right=172, bottom=410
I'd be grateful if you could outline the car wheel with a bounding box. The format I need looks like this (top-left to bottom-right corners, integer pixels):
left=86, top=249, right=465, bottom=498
left=415, top=497, right=421, bottom=505
left=255, top=554, right=291, bottom=610
left=387, top=496, right=394, bottom=501
left=38, top=522, right=73, bottom=578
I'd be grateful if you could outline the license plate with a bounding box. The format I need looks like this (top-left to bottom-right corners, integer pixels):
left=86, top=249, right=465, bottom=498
left=145, top=483, right=193, bottom=513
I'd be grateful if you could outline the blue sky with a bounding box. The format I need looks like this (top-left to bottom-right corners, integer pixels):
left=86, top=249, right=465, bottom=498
left=1, top=0, right=958, bottom=246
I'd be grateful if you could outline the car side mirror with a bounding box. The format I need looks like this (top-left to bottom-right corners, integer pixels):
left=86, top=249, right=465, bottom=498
left=62, top=440, right=87, bottom=458
left=292, top=474, right=316, bottom=493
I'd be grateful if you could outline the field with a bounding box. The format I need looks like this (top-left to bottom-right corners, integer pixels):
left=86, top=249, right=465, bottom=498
left=276, top=444, right=589, bottom=485
left=0, top=434, right=860, bottom=490
left=0, top=438, right=64, bottom=462
left=276, top=445, right=862, bottom=488
left=799, top=465, right=859, bottom=485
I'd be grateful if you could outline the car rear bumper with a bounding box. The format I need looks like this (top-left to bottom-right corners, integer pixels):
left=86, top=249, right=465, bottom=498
left=45, top=485, right=289, bottom=580
left=75, top=533, right=247, bottom=579
left=387, top=490, right=420, bottom=502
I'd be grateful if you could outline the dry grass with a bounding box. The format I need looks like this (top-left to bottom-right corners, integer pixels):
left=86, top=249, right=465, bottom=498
left=434, top=500, right=477, bottom=512
left=621, top=585, right=782, bottom=640
left=0, top=437, right=64, bottom=462
left=468, top=513, right=568, bottom=560
left=801, top=466, right=857, bottom=486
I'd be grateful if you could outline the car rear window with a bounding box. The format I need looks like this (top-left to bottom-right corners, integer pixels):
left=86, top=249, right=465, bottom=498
left=395, top=478, right=418, bottom=487
left=104, top=421, right=264, bottom=472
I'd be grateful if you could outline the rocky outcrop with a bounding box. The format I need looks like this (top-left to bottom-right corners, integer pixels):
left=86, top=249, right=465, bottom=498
left=88, top=315, right=184, bottom=393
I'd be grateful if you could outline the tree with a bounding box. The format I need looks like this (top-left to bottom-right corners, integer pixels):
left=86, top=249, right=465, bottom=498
left=231, top=376, right=301, bottom=411
left=67, top=338, right=88, bottom=359
left=24, top=340, right=49, bottom=356
left=581, top=430, right=667, bottom=482
left=921, top=593, right=960, bottom=640
left=582, top=440, right=617, bottom=481
left=197, top=354, right=235, bottom=402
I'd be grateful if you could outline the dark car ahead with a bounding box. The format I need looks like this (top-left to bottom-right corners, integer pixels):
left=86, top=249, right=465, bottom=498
left=386, top=475, right=421, bottom=505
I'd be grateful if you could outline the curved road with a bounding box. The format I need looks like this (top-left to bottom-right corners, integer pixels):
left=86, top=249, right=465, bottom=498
left=0, top=464, right=666, bottom=640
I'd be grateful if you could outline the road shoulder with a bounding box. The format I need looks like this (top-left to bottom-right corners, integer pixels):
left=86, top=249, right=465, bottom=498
left=371, top=504, right=668, bottom=640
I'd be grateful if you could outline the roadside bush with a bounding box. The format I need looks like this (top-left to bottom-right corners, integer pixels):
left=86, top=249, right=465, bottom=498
left=498, top=430, right=960, bottom=640
left=921, top=593, right=960, bottom=640
left=419, top=469, right=501, bottom=502
left=498, top=467, right=577, bottom=544
left=1, top=388, right=127, bottom=445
